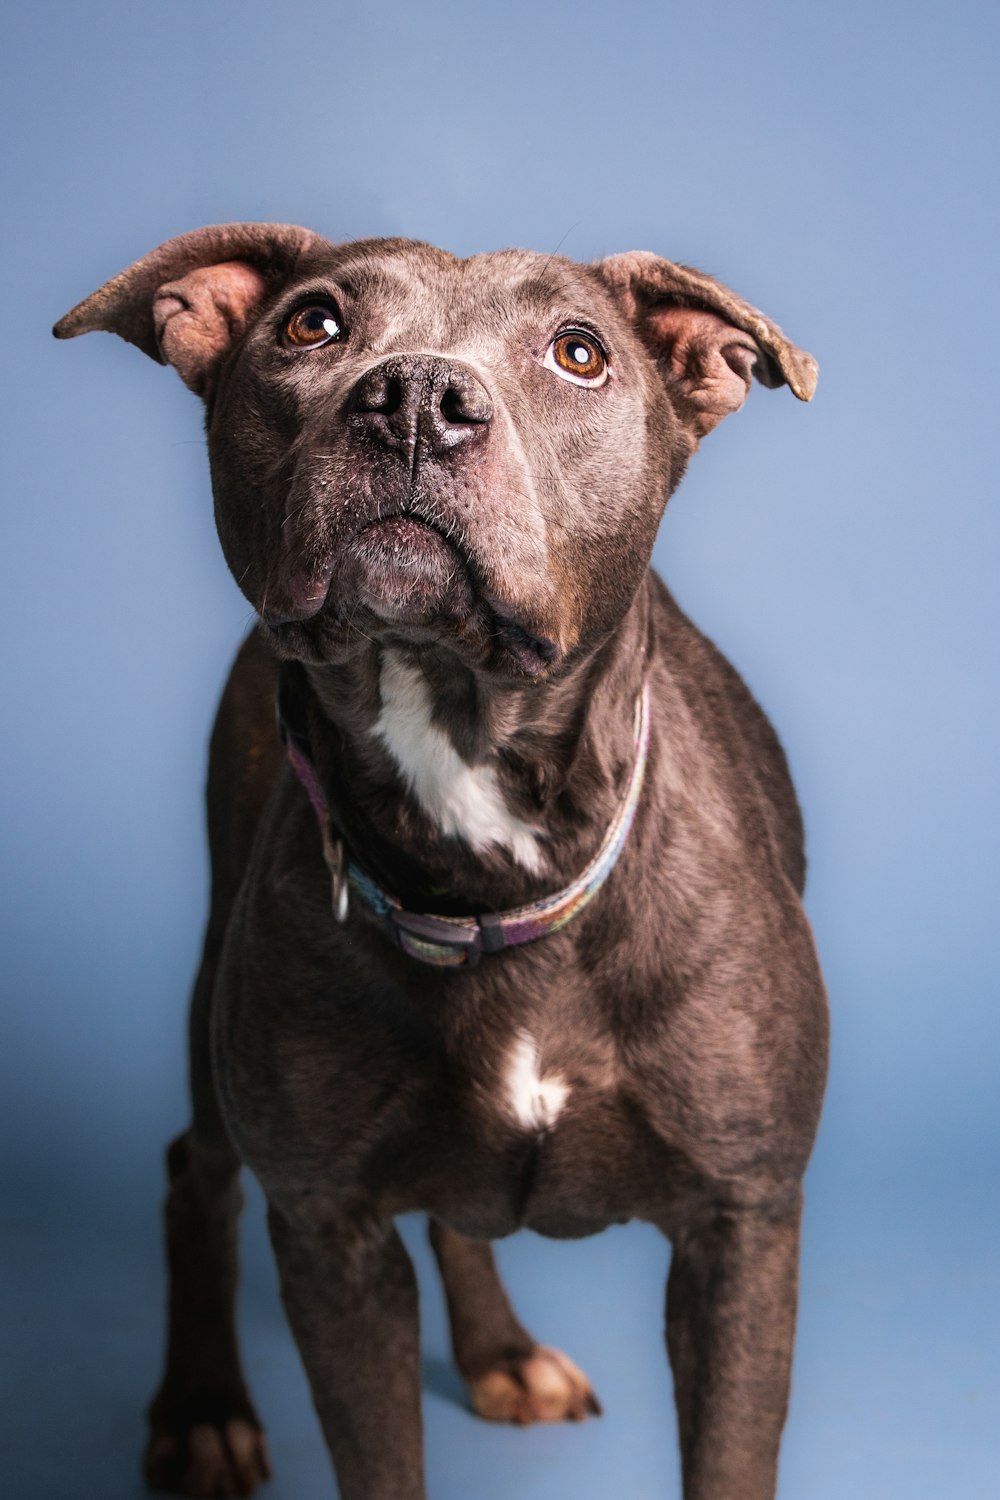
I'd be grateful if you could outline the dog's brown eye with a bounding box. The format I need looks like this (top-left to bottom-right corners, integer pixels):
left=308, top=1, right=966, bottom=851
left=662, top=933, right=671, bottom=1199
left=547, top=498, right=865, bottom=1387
left=284, top=303, right=343, bottom=349
left=545, top=329, right=609, bottom=387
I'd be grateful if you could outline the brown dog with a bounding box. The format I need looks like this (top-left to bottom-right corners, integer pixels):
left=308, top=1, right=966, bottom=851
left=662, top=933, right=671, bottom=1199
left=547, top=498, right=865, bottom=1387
left=55, top=224, right=827, bottom=1500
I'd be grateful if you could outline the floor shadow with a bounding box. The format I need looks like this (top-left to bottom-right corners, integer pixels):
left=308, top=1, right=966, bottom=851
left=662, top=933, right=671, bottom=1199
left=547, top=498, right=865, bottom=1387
left=422, top=1355, right=470, bottom=1412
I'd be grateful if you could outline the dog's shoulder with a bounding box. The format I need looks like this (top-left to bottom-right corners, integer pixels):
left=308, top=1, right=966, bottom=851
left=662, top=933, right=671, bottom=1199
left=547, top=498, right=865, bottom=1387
left=644, top=571, right=806, bottom=893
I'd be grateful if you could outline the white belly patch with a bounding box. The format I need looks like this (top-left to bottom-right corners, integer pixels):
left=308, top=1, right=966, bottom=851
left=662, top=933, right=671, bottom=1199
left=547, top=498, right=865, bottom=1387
left=372, top=650, right=543, bottom=873
left=504, top=1034, right=570, bottom=1132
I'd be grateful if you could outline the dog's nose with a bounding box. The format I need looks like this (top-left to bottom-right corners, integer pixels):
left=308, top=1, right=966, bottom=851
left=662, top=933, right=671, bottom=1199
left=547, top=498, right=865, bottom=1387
left=349, top=356, right=493, bottom=457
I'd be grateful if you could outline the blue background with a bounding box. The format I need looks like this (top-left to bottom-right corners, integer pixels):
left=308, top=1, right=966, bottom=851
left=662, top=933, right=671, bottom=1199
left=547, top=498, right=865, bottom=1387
left=2, top=1, right=997, bottom=1495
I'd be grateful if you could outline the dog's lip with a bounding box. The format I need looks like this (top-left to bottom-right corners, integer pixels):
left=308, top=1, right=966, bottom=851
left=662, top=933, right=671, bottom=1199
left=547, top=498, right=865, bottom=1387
left=478, top=587, right=559, bottom=676
left=356, top=512, right=457, bottom=552
left=348, top=511, right=469, bottom=597
left=265, top=508, right=559, bottom=675
left=353, top=518, right=559, bottom=672
left=262, top=513, right=456, bottom=632
left=261, top=595, right=328, bottom=630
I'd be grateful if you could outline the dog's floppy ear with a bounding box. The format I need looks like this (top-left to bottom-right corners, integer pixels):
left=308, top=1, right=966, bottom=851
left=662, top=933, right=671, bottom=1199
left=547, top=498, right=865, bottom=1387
left=54, top=222, right=321, bottom=396
left=595, top=252, right=818, bottom=445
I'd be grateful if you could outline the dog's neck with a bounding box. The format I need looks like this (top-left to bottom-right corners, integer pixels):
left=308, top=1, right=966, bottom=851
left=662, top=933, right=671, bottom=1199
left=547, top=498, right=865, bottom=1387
left=296, top=581, right=653, bottom=915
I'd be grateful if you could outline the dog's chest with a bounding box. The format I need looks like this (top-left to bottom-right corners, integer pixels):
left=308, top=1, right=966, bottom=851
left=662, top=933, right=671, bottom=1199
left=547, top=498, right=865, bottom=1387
left=381, top=1020, right=679, bottom=1239
left=490, top=1030, right=572, bottom=1133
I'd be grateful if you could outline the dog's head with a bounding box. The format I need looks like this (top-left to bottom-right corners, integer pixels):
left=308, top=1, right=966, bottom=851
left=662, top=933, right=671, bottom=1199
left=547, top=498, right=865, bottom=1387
left=55, top=224, right=816, bottom=677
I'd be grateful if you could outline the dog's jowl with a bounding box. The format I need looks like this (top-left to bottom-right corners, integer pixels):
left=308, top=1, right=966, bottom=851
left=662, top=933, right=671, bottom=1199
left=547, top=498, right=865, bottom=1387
left=56, top=224, right=827, bottom=1500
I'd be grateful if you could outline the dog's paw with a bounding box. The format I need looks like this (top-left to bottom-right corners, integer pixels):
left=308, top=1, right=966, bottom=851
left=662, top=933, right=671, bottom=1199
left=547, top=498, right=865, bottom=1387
left=468, top=1345, right=602, bottom=1425
left=145, top=1411, right=271, bottom=1497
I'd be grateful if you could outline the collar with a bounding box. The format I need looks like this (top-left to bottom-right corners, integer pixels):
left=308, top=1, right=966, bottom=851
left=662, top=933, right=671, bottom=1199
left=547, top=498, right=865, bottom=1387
left=278, top=674, right=651, bottom=969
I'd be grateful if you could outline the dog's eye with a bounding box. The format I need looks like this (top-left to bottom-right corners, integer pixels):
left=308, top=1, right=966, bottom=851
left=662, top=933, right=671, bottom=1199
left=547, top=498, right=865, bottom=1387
left=284, top=303, right=343, bottom=350
left=544, top=329, right=609, bottom=387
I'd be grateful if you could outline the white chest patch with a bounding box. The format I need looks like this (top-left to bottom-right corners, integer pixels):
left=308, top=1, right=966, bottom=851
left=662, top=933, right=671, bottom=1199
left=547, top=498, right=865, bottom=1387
left=504, top=1034, right=570, bottom=1132
left=372, top=650, right=543, bottom=873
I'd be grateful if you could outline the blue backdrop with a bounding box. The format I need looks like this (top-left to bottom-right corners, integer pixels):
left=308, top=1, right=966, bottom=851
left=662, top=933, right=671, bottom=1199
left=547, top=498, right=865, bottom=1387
left=2, top=2, right=997, bottom=1496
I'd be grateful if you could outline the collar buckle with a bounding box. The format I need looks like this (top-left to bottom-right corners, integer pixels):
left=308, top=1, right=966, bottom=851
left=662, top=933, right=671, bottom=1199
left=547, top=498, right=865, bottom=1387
left=389, top=908, right=484, bottom=968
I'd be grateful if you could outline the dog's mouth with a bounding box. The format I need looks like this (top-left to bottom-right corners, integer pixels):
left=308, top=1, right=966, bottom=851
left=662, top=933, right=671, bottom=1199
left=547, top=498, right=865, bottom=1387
left=267, top=511, right=558, bottom=677
left=343, top=514, right=469, bottom=624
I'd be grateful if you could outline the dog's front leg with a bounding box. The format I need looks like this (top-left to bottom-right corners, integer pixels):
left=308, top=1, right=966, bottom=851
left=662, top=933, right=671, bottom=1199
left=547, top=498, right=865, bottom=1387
left=665, top=1193, right=802, bottom=1500
left=429, top=1219, right=601, bottom=1425
left=268, top=1203, right=425, bottom=1500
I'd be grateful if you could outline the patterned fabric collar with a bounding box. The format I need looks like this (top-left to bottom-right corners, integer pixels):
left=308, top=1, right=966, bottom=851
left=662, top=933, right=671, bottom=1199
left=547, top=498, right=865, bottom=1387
left=278, top=679, right=651, bottom=969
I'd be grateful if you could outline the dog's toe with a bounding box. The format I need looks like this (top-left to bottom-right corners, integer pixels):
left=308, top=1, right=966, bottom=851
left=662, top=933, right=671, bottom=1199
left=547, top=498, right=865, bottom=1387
left=223, top=1419, right=272, bottom=1492
left=145, top=1414, right=270, bottom=1497
left=468, top=1345, right=601, bottom=1425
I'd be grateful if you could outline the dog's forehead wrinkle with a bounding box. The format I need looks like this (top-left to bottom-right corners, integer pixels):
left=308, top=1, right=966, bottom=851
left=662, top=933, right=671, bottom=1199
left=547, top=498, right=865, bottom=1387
left=325, top=245, right=604, bottom=357
left=306, top=237, right=458, bottom=284
left=292, top=244, right=455, bottom=349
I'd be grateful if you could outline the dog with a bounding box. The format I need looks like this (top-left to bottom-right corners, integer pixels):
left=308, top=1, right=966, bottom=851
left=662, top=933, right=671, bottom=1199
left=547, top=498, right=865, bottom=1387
left=55, top=223, right=828, bottom=1500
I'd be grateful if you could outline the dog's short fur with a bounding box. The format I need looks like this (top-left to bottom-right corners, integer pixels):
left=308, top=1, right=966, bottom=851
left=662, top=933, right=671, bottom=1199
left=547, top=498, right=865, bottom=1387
left=56, top=225, right=827, bottom=1500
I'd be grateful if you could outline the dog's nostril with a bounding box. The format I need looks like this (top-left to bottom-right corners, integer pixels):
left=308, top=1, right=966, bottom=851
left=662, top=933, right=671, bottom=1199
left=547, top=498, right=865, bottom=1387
left=439, top=381, right=492, bottom=426
left=380, top=374, right=404, bottom=415
left=353, top=370, right=404, bottom=416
